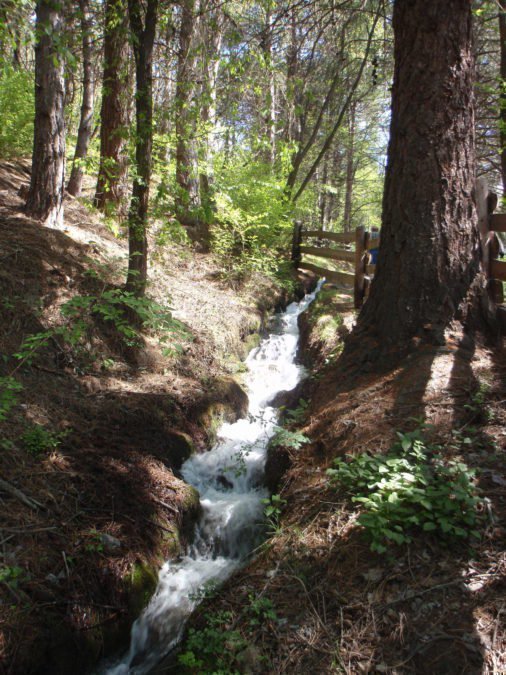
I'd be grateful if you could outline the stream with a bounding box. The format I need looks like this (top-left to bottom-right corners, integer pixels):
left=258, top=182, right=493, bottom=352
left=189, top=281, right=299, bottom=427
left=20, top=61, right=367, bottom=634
left=103, top=281, right=322, bottom=674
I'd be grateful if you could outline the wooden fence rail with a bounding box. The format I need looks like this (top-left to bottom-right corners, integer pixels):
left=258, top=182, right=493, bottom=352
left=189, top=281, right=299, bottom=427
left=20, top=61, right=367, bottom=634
left=291, top=221, right=379, bottom=308
left=292, top=189, right=505, bottom=317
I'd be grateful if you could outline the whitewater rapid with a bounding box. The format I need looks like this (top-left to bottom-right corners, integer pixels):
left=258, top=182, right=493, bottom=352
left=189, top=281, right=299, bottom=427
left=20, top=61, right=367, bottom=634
left=103, top=281, right=322, bottom=674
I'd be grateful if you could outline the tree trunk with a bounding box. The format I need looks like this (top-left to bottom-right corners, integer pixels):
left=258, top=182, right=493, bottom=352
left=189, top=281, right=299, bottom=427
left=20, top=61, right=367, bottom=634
left=318, top=154, right=329, bottom=229
left=125, top=0, right=158, bottom=296
left=352, top=0, right=483, bottom=357
left=175, top=0, right=208, bottom=249
left=198, top=2, right=223, bottom=212
left=26, top=0, right=66, bottom=228
left=94, top=0, right=130, bottom=216
left=327, top=146, right=343, bottom=226
left=67, top=0, right=94, bottom=197
left=499, top=1, right=506, bottom=198
left=260, top=6, right=276, bottom=164
left=342, top=102, right=356, bottom=233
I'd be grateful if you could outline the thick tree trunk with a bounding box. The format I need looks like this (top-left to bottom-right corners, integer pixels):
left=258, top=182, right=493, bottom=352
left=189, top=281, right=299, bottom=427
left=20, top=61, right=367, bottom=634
left=125, top=0, right=158, bottom=296
left=353, top=0, right=483, bottom=355
left=94, top=0, right=129, bottom=215
left=26, top=0, right=66, bottom=228
left=175, top=0, right=208, bottom=249
left=67, top=0, right=94, bottom=197
left=499, top=2, right=506, bottom=198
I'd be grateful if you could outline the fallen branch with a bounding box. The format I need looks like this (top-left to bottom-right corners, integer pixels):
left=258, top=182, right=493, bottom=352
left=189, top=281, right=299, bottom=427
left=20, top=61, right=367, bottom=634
left=0, top=476, right=44, bottom=510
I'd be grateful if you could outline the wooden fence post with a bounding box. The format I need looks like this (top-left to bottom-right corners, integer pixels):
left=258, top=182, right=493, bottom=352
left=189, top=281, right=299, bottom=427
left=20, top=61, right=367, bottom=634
left=354, top=225, right=367, bottom=308
left=291, top=220, right=302, bottom=265
left=476, top=178, right=506, bottom=304
left=476, top=177, right=490, bottom=277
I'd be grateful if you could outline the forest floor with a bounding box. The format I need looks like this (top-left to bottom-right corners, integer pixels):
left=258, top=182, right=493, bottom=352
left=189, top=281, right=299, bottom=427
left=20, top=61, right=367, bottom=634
left=0, top=160, right=312, bottom=674
left=178, top=288, right=506, bottom=674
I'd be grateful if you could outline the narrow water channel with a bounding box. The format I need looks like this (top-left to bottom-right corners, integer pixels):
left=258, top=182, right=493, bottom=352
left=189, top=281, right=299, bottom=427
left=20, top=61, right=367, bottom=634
left=104, top=282, right=322, bottom=674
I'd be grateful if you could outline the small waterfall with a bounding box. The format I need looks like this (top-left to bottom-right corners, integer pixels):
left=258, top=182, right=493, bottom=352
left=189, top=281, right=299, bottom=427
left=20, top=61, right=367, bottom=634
left=103, top=281, right=323, bottom=674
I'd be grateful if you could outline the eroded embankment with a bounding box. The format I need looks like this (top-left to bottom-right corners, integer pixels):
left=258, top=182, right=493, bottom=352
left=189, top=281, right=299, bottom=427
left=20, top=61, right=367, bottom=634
left=0, top=160, right=315, bottom=673
left=175, top=285, right=506, bottom=675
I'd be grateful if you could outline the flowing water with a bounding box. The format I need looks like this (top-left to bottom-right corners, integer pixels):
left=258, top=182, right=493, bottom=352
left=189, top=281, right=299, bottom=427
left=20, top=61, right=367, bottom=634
left=103, top=282, right=322, bottom=674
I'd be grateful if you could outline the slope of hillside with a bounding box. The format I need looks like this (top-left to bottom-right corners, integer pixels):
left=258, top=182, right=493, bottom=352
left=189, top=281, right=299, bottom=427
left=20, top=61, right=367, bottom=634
left=0, top=161, right=312, bottom=673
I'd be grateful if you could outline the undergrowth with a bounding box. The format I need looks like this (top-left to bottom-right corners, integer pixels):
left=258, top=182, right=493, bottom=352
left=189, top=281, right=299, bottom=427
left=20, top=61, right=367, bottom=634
left=327, top=427, right=483, bottom=554
left=13, top=286, right=190, bottom=371
left=178, top=594, right=278, bottom=673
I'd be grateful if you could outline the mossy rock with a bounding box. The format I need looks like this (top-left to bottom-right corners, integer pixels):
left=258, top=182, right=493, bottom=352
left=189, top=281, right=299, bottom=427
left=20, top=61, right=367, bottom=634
left=127, top=559, right=160, bottom=617
left=180, top=484, right=202, bottom=542
left=192, top=377, right=249, bottom=445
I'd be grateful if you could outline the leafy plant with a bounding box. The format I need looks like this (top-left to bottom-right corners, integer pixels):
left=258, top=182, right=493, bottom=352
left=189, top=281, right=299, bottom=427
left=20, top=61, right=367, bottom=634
left=0, top=66, right=34, bottom=158
left=0, top=566, right=27, bottom=591
left=327, top=428, right=482, bottom=554
left=178, top=610, right=246, bottom=673
left=246, top=594, right=277, bottom=627
left=22, top=424, right=67, bottom=456
left=14, top=287, right=191, bottom=369
left=262, top=493, right=287, bottom=534
left=0, top=376, right=22, bottom=421
left=84, top=530, right=104, bottom=555
left=464, top=382, right=493, bottom=423
left=178, top=594, right=278, bottom=672
left=269, top=427, right=310, bottom=450
left=284, top=398, right=309, bottom=425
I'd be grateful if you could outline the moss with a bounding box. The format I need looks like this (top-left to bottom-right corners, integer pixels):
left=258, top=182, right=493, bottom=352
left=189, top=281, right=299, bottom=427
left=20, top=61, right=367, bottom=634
left=192, top=377, right=249, bottom=445
left=241, top=330, right=261, bottom=357
left=159, top=523, right=181, bottom=557
left=314, top=313, right=343, bottom=342
left=127, top=560, right=159, bottom=616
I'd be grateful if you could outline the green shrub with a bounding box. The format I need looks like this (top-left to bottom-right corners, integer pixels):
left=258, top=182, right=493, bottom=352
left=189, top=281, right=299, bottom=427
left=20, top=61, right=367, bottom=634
left=22, top=423, right=67, bottom=456
left=212, top=154, right=293, bottom=278
left=0, top=67, right=34, bottom=158
left=327, top=428, right=482, bottom=553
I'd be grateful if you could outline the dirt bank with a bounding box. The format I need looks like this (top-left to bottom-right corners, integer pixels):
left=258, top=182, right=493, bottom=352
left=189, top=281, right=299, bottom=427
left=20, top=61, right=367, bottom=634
left=0, top=160, right=314, bottom=673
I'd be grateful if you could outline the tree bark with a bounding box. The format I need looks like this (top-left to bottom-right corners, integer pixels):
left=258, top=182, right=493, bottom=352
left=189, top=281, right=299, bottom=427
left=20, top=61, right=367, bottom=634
left=175, top=0, right=209, bottom=249
left=67, top=0, right=94, bottom=197
left=342, top=101, right=356, bottom=232
left=351, top=0, right=483, bottom=357
left=198, top=1, right=223, bottom=212
left=259, top=5, right=276, bottom=165
left=499, top=1, right=506, bottom=198
left=94, top=0, right=130, bottom=215
left=125, top=0, right=158, bottom=296
left=26, top=0, right=66, bottom=228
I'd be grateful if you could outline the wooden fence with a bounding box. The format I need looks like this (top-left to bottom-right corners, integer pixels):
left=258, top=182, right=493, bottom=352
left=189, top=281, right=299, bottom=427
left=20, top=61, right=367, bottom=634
left=292, top=186, right=506, bottom=318
left=291, top=222, right=379, bottom=308
left=476, top=179, right=506, bottom=329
